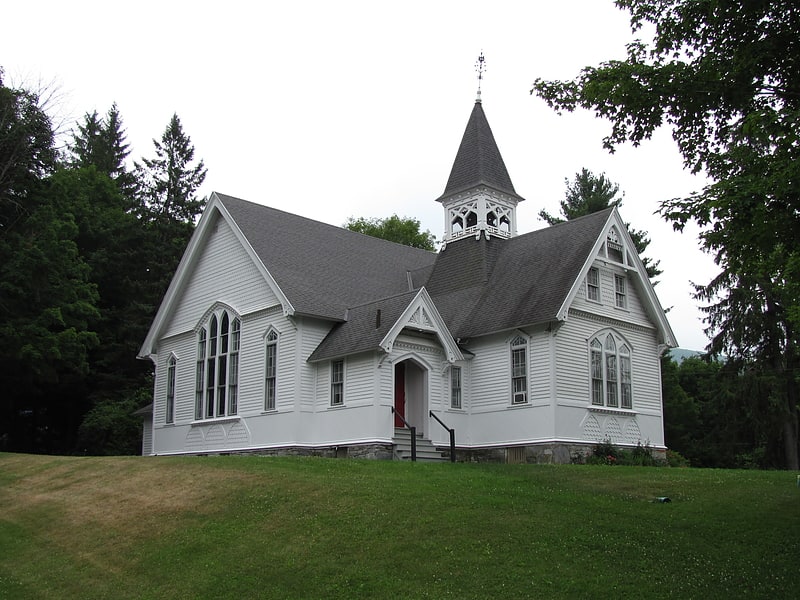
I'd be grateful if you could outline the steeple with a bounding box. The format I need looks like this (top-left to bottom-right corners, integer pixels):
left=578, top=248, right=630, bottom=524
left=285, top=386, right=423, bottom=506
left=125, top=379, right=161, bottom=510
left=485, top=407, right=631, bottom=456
left=437, top=56, right=524, bottom=246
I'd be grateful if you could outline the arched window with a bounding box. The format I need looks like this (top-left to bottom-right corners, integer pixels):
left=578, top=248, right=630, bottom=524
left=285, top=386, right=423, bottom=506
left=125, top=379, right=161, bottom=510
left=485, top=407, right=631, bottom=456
left=265, top=330, right=278, bottom=411
left=166, top=355, right=176, bottom=424
left=465, top=210, right=477, bottom=228
left=589, top=332, right=633, bottom=409
left=195, top=309, right=241, bottom=419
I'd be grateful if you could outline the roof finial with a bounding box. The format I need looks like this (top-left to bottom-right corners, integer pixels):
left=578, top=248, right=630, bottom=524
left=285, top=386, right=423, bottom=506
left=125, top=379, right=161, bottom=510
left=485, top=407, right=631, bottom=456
left=475, top=51, right=486, bottom=103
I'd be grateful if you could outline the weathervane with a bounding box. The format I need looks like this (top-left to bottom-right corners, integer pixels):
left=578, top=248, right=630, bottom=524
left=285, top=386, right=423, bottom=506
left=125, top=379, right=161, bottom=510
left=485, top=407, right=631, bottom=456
left=475, top=51, right=486, bottom=102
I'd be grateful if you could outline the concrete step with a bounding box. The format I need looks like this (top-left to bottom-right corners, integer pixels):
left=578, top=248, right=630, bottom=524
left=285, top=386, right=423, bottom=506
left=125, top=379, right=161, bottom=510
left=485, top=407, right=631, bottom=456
left=393, top=428, right=448, bottom=462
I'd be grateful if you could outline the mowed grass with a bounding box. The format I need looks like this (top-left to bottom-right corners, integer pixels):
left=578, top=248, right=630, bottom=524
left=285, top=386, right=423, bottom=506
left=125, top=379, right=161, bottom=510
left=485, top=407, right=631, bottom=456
left=1, top=453, right=798, bottom=599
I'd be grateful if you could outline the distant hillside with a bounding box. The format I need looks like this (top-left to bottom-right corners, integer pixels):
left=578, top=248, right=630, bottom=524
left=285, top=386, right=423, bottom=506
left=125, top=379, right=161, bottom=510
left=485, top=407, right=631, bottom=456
left=668, top=347, right=704, bottom=363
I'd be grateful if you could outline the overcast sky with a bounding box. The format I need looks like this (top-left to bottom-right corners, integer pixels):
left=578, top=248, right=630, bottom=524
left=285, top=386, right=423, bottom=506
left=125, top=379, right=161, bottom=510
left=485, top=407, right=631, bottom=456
left=3, top=0, right=717, bottom=350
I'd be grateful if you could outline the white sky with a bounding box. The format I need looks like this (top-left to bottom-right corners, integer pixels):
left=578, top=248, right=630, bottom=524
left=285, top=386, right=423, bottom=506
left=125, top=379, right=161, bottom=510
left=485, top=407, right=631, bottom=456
left=3, top=0, right=717, bottom=350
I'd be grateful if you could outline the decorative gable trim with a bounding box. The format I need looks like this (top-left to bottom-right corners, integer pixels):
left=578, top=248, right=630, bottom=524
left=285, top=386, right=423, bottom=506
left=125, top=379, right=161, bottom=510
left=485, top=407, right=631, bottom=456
left=556, top=207, right=677, bottom=348
left=379, top=288, right=463, bottom=363
left=137, top=193, right=295, bottom=359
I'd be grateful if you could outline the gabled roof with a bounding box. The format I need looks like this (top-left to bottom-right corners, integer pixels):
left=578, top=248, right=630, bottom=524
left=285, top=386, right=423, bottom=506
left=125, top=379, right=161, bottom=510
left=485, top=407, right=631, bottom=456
left=423, top=206, right=676, bottom=346
left=308, top=288, right=462, bottom=363
left=437, top=101, right=523, bottom=202
left=216, top=194, right=437, bottom=320
left=426, top=208, right=613, bottom=338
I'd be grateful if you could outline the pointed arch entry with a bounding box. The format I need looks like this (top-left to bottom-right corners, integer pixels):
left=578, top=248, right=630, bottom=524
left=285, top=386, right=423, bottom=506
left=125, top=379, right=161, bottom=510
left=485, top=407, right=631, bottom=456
left=393, top=358, right=429, bottom=435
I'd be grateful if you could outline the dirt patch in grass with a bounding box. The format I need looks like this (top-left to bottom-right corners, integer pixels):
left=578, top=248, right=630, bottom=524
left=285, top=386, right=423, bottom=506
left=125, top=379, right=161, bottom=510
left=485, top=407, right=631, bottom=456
left=0, top=454, right=257, bottom=553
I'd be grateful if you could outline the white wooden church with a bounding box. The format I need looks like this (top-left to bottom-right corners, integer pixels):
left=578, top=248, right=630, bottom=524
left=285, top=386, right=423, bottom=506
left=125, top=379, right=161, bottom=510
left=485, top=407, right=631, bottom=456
left=137, top=96, right=676, bottom=462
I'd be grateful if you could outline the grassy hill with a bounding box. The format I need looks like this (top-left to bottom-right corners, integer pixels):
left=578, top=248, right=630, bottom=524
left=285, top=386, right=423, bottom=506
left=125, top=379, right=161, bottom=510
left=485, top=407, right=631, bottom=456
left=1, top=453, right=798, bottom=599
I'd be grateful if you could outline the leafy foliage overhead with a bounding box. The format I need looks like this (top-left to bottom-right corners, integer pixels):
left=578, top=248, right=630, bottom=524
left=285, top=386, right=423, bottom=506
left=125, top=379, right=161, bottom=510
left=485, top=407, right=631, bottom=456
left=533, top=0, right=800, bottom=469
left=345, top=214, right=437, bottom=251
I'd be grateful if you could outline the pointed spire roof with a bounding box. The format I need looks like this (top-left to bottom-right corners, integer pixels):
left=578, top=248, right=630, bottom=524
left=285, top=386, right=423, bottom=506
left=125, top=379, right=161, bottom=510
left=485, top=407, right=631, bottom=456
left=438, top=101, right=522, bottom=201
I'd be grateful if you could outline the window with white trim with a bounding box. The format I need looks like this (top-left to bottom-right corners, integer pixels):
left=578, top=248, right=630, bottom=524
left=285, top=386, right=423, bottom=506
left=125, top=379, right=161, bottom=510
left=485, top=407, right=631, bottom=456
left=587, top=267, right=600, bottom=302
left=194, top=309, right=241, bottom=419
left=265, top=330, right=277, bottom=411
left=510, top=336, right=528, bottom=404
left=166, top=355, right=176, bottom=424
left=590, top=332, right=633, bottom=409
left=330, top=359, right=344, bottom=406
left=614, top=275, right=627, bottom=309
left=450, top=366, right=462, bottom=409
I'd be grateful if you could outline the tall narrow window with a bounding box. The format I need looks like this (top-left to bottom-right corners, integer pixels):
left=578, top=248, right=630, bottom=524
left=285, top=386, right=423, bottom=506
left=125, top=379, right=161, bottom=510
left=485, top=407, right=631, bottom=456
left=216, top=313, right=228, bottom=416
left=195, top=330, right=206, bottom=420
left=450, top=366, right=462, bottom=409
left=265, top=330, right=278, bottom=410
left=331, top=360, right=344, bottom=406
left=166, top=356, right=176, bottom=424
left=590, top=339, right=603, bottom=405
left=195, top=309, right=241, bottom=419
left=510, top=336, right=528, bottom=404
left=587, top=267, right=600, bottom=302
left=614, top=275, right=627, bottom=309
left=589, top=332, right=633, bottom=409
left=620, top=345, right=632, bottom=409
left=229, top=318, right=240, bottom=415
left=605, top=334, right=618, bottom=407
left=206, top=315, right=217, bottom=418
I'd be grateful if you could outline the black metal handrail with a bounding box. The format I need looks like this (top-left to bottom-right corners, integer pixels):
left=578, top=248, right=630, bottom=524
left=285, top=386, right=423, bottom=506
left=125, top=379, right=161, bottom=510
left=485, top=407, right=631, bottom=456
left=391, top=406, right=416, bottom=462
left=429, top=410, right=456, bottom=463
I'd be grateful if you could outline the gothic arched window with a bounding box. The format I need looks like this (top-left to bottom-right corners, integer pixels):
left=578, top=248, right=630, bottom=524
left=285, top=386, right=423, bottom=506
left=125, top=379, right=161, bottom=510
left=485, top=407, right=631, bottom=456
left=195, top=308, right=241, bottom=419
left=589, top=332, right=633, bottom=409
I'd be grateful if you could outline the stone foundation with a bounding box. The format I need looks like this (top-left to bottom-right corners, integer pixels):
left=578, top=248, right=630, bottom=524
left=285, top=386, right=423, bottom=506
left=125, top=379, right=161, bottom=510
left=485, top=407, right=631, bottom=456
left=221, top=442, right=394, bottom=460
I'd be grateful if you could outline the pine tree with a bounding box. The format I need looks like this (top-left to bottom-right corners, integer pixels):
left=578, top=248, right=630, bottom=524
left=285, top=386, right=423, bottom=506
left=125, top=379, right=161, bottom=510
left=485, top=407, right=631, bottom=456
left=135, top=113, right=207, bottom=223
left=539, top=168, right=661, bottom=281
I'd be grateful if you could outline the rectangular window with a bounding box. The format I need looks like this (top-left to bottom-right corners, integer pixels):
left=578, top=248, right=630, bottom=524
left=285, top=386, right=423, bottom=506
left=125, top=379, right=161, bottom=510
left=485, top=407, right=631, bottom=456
left=511, top=343, right=528, bottom=404
left=450, top=366, right=462, bottom=409
left=615, top=275, right=627, bottom=309
left=265, top=343, right=277, bottom=410
left=587, top=267, right=600, bottom=302
left=330, top=360, right=344, bottom=406
left=229, top=352, right=239, bottom=415
left=166, top=358, right=176, bottom=424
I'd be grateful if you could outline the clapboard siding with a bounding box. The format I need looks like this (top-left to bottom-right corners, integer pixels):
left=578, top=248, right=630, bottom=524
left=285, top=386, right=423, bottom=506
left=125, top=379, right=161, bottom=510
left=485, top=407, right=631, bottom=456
left=572, top=262, right=651, bottom=328
left=165, top=213, right=280, bottom=338
left=467, top=333, right=513, bottom=411
left=528, top=328, right=551, bottom=406
left=344, top=353, right=376, bottom=407
left=557, top=313, right=662, bottom=411
left=299, top=318, right=334, bottom=409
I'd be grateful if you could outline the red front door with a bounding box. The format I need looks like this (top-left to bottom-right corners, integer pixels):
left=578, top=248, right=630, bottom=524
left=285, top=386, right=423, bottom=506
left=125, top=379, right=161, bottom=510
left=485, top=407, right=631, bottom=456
left=394, top=362, right=406, bottom=427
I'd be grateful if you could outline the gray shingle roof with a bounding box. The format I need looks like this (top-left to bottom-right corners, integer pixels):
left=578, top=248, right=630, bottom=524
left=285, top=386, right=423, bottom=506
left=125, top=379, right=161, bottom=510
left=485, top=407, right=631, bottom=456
left=308, top=290, right=420, bottom=361
left=438, top=101, right=523, bottom=201
left=217, top=194, right=437, bottom=321
left=425, top=208, right=613, bottom=338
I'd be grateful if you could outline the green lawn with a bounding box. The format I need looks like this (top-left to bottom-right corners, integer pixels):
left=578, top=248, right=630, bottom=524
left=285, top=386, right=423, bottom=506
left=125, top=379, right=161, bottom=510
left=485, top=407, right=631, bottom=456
left=1, top=453, right=798, bottom=599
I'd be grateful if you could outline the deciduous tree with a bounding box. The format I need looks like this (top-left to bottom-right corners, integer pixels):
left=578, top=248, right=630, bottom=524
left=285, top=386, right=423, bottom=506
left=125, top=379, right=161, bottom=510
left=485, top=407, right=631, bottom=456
left=345, top=214, right=436, bottom=251
left=532, top=0, right=800, bottom=469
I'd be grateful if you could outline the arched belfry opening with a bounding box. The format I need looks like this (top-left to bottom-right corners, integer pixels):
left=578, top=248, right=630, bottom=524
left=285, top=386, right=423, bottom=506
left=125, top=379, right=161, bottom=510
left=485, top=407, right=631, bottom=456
left=435, top=98, right=525, bottom=246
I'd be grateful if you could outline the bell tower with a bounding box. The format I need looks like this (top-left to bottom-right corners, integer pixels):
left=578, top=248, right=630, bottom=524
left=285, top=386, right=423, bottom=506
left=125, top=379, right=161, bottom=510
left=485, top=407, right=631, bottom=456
left=437, top=53, right=524, bottom=248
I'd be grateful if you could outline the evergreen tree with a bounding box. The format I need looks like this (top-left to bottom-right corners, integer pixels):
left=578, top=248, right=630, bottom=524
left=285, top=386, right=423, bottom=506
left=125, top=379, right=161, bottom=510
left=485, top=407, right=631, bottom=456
left=539, top=168, right=661, bottom=281
left=69, top=104, right=135, bottom=198
left=135, top=113, right=207, bottom=223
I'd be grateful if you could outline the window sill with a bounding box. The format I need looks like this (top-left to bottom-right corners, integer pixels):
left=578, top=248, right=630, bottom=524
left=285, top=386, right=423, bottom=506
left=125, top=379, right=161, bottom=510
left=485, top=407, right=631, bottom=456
left=191, top=415, right=240, bottom=426
left=328, top=403, right=347, bottom=410
left=588, top=406, right=636, bottom=416
left=508, top=402, right=532, bottom=409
